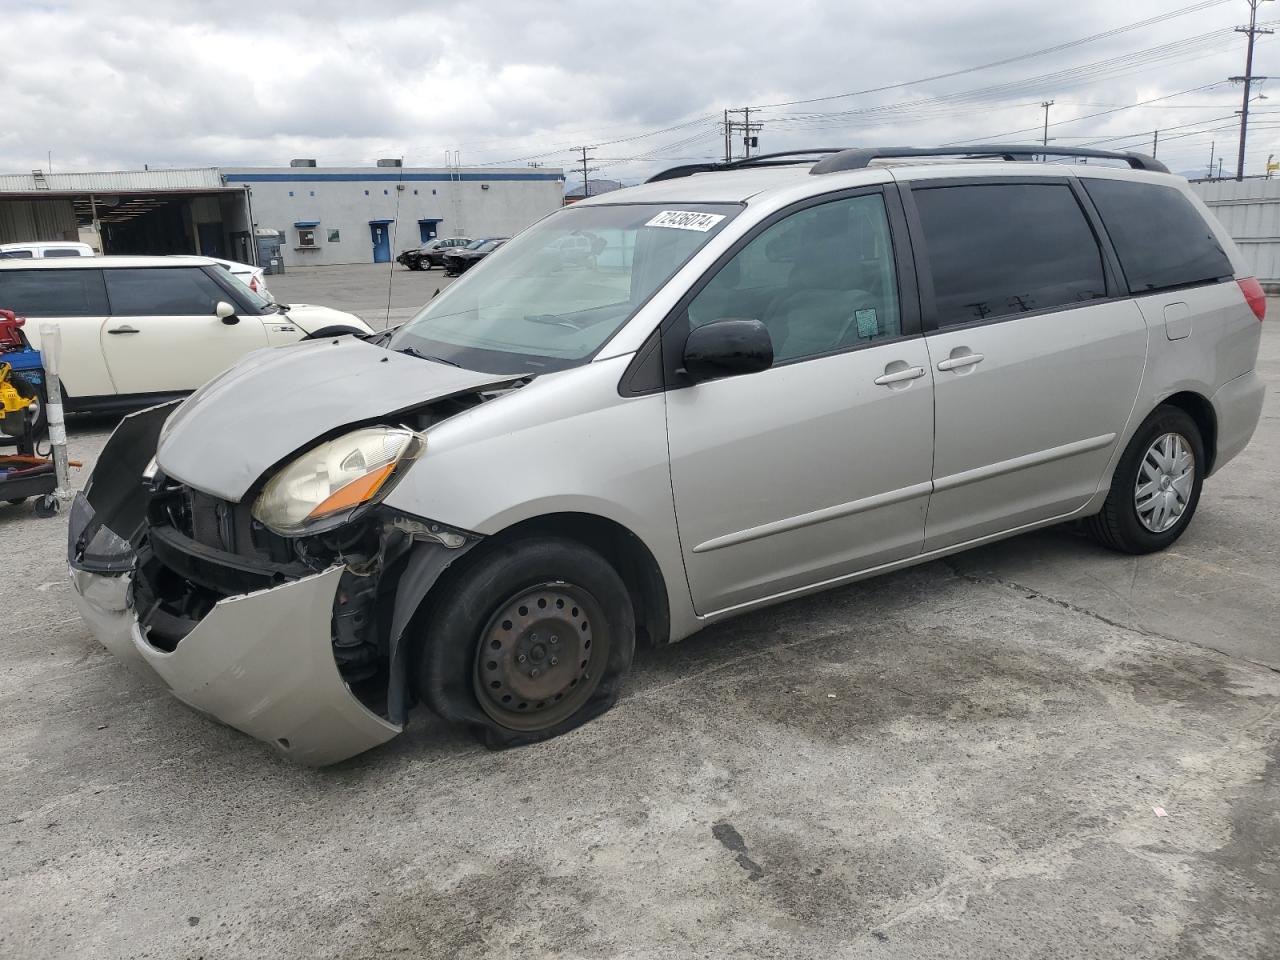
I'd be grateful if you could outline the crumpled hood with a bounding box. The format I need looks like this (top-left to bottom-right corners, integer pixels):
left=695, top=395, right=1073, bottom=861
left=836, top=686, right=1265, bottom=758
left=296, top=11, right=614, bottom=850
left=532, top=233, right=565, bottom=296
left=156, top=337, right=513, bottom=501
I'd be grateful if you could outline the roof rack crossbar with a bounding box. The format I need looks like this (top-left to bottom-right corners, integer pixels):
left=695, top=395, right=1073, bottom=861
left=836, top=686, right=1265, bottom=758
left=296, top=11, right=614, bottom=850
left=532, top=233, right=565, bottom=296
left=646, top=148, right=848, bottom=183
left=809, top=145, right=1169, bottom=175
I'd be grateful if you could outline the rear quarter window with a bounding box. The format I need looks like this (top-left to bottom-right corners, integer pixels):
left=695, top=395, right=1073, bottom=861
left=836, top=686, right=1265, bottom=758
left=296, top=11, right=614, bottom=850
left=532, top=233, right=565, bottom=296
left=0, top=268, right=107, bottom=316
left=912, top=182, right=1107, bottom=327
left=1082, top=178, right=1233, bottom=294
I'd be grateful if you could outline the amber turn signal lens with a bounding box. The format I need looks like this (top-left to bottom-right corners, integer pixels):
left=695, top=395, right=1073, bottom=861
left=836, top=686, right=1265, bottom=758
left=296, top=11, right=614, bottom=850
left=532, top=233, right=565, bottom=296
left=306, top=462, right=396, bottom=520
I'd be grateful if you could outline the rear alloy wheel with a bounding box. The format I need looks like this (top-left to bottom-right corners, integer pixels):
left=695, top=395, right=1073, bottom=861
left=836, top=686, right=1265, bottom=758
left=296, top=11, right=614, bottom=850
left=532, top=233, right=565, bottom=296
left=1086, top=405, right=1204, bottom=554
left=415, top=537, right=635, bottom=748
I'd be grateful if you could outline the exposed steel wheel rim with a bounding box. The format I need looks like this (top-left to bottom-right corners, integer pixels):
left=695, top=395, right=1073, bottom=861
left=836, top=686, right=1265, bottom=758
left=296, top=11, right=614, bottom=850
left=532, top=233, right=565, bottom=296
left=1135, top=431, right=1195, bottom=533
left=473, top=582, right=608, bottom=731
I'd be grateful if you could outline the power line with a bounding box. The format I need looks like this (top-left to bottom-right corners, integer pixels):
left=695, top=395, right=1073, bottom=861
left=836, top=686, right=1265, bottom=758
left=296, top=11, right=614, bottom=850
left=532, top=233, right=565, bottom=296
left=945, top=83, right=1225, bottom=145
left=755, top=25, right=1254, bottom=136
left=749, top=1, right=1233, bottom=109
left=440, top=2, right=1241, bottom=173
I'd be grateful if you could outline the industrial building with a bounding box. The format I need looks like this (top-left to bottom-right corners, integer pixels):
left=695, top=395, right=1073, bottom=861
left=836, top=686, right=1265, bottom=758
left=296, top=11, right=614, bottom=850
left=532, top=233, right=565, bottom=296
left=224, top=161, right=564, bottom=266
left=0, top=161, right=565, bottom=268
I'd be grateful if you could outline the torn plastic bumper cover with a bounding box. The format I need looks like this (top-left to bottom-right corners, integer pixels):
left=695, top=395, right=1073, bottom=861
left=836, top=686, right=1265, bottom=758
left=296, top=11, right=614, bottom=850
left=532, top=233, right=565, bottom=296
left=71, top=563, right=401, bottom=766
left=67, top=403, right=474, bottom=766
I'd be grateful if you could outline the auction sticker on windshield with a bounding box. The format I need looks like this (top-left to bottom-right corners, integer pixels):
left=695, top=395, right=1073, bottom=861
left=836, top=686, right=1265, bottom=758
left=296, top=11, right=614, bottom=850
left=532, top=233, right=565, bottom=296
left=645, top=210, right=727, bottom=232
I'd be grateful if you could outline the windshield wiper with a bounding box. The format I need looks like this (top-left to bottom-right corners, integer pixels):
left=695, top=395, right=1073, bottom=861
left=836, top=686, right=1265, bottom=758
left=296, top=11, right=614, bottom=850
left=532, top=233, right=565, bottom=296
left=397, top=345, right=461, bottom=367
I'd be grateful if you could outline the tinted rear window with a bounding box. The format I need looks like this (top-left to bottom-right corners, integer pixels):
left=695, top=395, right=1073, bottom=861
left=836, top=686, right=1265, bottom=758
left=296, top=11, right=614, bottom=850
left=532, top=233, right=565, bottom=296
left=1082, top=178, right=1232, bottom=293
left=42, top=248, right=85, bottom=258
left=913, top=182, right=1107, bottom=327
left=0, top=269, right=107, bottom=316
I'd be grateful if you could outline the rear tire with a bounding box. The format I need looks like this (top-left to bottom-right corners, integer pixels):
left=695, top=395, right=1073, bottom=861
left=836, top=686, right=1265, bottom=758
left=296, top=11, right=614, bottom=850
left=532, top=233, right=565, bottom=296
left=414, top=537, right=635, bottom=748
left=1085, top=405, right=1204, bottom=554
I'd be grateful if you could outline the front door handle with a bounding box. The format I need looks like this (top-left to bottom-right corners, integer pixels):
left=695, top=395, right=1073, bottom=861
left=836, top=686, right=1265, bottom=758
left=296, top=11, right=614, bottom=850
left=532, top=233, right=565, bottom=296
left=107, top=325, right=139, bottom=335
left=937, top=352, right=984, bottom=371
left=873, top=365, right=926, bottom=386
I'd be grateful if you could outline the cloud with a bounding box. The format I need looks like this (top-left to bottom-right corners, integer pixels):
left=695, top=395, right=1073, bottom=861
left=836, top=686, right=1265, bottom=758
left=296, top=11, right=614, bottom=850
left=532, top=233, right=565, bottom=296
left=1, top=0, right=1274, bottom=179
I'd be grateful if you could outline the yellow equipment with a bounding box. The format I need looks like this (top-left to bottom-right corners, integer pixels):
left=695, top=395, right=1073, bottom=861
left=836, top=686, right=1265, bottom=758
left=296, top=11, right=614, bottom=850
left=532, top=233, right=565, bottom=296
left=0, top=362, right=36, bottom=435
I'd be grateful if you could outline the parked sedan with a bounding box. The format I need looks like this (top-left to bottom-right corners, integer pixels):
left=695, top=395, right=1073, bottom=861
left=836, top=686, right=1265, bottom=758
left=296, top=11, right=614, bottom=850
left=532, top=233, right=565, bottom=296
left=442, top=238, right=507, bottom=276
left=397, top=237, right=473, bottom=271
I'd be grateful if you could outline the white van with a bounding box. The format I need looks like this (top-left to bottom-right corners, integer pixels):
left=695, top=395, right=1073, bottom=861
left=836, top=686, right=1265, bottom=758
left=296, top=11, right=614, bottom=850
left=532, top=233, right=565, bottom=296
left=0, top=241, right=96, bottom=259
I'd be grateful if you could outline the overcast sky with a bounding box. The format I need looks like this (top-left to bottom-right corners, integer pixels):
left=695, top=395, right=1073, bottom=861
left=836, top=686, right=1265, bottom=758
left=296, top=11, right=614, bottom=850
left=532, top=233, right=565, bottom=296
left=2, top=0, right=1276, bottom=181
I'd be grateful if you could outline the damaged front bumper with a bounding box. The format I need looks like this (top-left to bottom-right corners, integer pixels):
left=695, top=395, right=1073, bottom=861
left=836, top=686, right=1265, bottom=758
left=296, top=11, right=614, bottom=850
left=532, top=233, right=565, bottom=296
left=67, top=403, right=477, bottom=767
left=69, top=561, right=401, bottom=766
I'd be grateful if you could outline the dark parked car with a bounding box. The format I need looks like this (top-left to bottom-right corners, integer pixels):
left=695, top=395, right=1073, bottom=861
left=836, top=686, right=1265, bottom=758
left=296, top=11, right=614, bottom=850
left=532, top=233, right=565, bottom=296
left=397, top=237, right=473, bottom=271
left=442, top=238, right=508, bottom=276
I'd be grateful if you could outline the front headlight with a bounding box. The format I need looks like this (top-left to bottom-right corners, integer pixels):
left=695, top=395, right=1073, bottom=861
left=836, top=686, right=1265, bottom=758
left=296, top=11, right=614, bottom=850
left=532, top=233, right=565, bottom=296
left=251, top=426, right=421, bottom=534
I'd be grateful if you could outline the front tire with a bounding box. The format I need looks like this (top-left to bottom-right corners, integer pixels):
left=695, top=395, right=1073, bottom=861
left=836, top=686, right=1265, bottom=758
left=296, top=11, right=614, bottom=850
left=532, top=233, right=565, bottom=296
left=414, top=537, right=635, bottom=748
left=1086, top=405, right=1204, bottom=554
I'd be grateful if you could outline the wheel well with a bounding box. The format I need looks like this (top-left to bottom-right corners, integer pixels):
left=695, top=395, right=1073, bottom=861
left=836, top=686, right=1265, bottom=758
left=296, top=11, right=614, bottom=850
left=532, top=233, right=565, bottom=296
left=486, top=513, right=671, bottom=647
left=1160, top=391, right=1217, bottom=474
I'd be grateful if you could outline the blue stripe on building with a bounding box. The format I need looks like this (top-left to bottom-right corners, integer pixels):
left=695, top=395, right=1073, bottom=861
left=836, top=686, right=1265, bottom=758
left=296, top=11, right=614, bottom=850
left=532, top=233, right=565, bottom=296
left=224, top=172, right=564, bottom=183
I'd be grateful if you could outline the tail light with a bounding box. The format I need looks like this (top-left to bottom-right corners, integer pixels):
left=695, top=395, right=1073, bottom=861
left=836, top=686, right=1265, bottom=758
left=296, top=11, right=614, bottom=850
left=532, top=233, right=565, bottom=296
left=250, top=275, right=260, bottom=293
left=1238, top=277, right=1266, bottom=321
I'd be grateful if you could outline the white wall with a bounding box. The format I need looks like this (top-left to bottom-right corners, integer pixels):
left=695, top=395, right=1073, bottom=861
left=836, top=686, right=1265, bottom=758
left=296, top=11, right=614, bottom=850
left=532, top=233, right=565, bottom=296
left=1189, top=178, right=1280, bottom=284
left=223, top=167, right=566, bottom=267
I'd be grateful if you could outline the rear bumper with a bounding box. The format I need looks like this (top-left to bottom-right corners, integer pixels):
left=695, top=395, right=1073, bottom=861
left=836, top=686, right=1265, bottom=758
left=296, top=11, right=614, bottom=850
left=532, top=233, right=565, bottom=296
left=70, top=564, right=402, bottom=766
left=1210, top=369, right=1266, bottom=474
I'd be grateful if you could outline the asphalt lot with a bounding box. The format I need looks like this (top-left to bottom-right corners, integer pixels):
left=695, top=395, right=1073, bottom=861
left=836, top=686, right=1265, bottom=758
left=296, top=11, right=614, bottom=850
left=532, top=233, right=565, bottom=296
left=1, top=274, right=1277, bottom=959
left=268, top=261, right=457, bottom=330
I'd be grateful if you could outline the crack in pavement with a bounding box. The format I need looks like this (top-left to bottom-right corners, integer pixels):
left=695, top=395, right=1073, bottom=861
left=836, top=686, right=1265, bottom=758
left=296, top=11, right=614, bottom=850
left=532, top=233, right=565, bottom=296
left=941, top=559, right=1280, bottom=677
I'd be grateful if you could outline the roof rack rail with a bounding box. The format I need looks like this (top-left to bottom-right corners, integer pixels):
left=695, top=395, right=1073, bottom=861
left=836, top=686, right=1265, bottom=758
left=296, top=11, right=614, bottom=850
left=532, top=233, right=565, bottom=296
left=809, top=145, right=1169, bottom=175
left=646, top=148, right=847, bottom=183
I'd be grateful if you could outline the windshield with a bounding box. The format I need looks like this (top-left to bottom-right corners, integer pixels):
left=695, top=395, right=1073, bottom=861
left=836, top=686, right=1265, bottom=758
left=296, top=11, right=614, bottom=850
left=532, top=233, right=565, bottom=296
left=390, top=202, right=740, bottom=373
left=466, top=239, right=493, bottom=250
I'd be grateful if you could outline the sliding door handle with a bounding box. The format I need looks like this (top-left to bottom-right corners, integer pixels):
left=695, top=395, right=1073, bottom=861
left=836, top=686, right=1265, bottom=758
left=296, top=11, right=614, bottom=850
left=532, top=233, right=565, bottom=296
left=874, top=365, right=926, bottom=386
left=107, top=325, right=140, bottom=335
left=937, top=352, right=984, bottom=371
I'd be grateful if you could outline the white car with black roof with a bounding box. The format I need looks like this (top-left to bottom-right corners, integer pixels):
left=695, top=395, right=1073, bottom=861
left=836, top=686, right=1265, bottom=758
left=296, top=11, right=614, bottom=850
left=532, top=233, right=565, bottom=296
left=0, top=255, right=371, bottom=419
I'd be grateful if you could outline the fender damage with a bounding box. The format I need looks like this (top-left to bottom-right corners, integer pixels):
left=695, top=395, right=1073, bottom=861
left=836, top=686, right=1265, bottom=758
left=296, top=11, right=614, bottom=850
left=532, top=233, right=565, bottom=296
left=67, top=360, right=512, bottom=765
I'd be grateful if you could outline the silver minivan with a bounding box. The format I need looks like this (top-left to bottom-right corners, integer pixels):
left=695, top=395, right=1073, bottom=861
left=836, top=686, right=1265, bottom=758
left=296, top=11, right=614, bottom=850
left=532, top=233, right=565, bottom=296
left=69, top=146, right=1266, bottom=765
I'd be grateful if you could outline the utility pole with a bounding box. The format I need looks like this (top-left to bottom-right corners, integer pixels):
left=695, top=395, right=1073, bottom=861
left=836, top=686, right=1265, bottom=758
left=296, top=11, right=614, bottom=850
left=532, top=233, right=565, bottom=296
left=1233, top=0, right=1274, bottom=180
left=1209, top=140, right=1217, bottom=179
left=1152, top=130, right=1160, bottom=158
left=576, top=146, right=596, bottom=200
left=1041, top=100, right=1055, bottom=147
left=724, top=109, right=731, bottom=163
left=725, top=108, right=763, bottom=162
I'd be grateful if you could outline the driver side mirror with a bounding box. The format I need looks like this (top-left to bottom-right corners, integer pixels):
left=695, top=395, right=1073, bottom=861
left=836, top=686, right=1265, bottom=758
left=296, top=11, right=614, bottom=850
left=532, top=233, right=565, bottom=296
left=682, top=318, right=774, bottom=383
left=215, top=301, right=239, bottom=325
